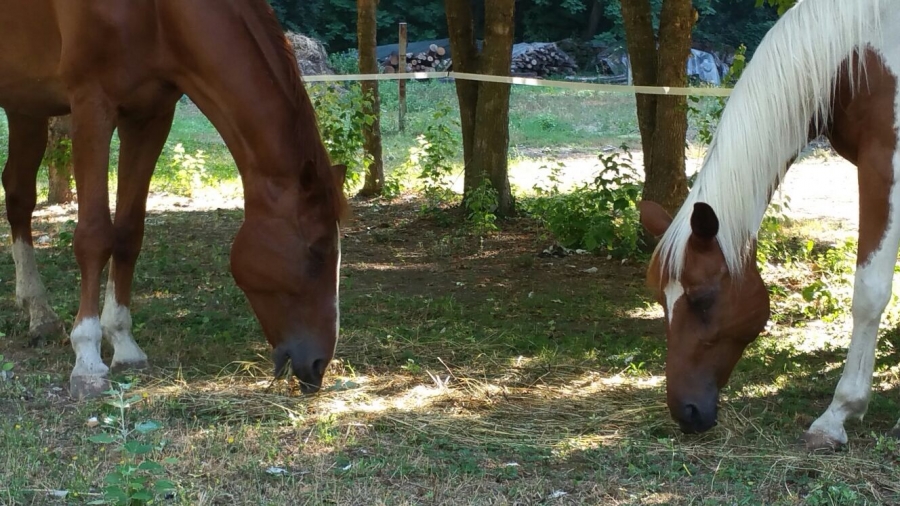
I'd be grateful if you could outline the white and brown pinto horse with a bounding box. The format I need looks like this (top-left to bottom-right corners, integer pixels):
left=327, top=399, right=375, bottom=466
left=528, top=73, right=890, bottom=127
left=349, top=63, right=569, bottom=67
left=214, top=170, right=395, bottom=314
left=640, top=0, right=899, bottom=450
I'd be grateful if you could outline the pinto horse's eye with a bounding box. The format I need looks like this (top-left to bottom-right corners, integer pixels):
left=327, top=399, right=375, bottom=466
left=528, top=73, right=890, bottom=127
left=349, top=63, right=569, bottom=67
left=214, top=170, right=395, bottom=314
left=688, top=291, right=716, bottom=316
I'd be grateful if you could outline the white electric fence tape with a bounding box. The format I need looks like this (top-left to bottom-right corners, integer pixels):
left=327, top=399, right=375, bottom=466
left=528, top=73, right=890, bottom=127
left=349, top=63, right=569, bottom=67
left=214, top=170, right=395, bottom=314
left=302, top=71, right=734, bottom=97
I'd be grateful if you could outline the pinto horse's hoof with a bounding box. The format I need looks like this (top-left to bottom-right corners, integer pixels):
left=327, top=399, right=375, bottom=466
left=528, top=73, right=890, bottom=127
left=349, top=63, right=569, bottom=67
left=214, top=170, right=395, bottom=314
left=27, top=319, right=68, bottom=348
left=799, top=430, right=846, bottom=452
left=887, top=427, right=900, bottom=440
left=70, top=374, right=110, bottom=400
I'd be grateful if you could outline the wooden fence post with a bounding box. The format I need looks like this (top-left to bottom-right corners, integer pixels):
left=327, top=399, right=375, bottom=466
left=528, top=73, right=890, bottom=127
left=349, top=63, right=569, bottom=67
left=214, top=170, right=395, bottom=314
left=398, top=21, right=407, bottom=132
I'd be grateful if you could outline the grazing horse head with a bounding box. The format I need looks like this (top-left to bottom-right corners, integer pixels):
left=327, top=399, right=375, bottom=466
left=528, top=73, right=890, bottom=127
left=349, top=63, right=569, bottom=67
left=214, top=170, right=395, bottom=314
left=229, top=161, right=348, bottom=394
left=160, top=0, right=353, bottom=393
left=640, top=201, right=770, bottom=433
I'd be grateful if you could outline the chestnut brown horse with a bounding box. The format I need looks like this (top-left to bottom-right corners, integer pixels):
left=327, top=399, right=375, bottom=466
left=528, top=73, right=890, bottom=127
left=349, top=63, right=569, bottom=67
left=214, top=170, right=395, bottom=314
left=0, top=1, right=347, bottom=398
left=639, top=0, right=899, bottom=450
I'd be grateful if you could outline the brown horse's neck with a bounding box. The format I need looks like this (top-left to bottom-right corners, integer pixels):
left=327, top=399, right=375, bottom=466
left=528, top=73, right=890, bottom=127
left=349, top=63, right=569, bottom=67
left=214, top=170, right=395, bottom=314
left=159, top=0, right=335, bottom=216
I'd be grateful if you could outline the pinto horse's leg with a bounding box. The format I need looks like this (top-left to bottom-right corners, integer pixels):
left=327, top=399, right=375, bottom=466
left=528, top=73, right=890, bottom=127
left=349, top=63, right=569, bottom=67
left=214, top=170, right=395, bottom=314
left=67, top=93, right=117, bottom=400
left=2, top=113, right=68, bottom=345
left=801, top=147, right=900, bottom=451
left=102, top=107, right=176, bottom=373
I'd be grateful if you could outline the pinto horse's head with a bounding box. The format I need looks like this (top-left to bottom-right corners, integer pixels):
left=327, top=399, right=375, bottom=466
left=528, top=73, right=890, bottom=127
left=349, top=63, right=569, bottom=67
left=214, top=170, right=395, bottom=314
left=639, top=200, right=770, bottom=433
left=229, top=161, right=348, bottom=394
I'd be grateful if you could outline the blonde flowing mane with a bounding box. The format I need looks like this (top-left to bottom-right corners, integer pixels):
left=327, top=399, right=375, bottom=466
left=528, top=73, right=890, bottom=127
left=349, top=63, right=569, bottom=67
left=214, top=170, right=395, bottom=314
left=654, top=0, right=884, bottom=280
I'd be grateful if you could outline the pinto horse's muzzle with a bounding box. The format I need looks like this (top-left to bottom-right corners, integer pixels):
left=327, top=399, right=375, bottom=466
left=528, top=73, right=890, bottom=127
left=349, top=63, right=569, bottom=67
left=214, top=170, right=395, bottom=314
left=673, top=397, right=718, bottom=434
left=273, top=338, right=330, bottom=394
left=668, top=380, right=719, bottom=434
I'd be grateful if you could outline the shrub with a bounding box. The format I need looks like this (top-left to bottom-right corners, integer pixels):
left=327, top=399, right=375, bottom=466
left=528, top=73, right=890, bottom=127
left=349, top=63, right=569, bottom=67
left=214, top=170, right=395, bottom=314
left=523, top=147, right=645, bottom=259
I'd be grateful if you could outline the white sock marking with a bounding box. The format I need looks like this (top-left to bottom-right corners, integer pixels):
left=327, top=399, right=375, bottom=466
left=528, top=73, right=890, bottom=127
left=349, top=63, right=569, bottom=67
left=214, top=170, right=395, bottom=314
left=101, top=280, right=147, bottom=367
left=70, top=317, right=108, bottom=378
left=11, top=239, right=61, bottom=332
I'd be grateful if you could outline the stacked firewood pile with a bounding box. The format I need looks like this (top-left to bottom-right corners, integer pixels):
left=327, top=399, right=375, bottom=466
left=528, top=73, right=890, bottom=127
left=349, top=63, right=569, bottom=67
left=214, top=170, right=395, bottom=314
left=382, top=44, right=449, bottom=73
left=510, top=42, right=578, bottom=77
left=379, top=41, right=577, bottom=77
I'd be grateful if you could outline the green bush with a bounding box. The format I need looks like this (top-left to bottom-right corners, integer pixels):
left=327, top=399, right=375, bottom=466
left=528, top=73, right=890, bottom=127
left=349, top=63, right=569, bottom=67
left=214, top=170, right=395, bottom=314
left=523, top=148, right=645, bottom=259
left=393, top=105, right=460, bottom=210
left=308, top=82, right=375, bottom=192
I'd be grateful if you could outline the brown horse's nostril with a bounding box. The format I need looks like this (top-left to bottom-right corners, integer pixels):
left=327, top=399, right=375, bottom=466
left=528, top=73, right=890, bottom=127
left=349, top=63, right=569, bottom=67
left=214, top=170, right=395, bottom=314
left=273, top=340, right=330, bottom=394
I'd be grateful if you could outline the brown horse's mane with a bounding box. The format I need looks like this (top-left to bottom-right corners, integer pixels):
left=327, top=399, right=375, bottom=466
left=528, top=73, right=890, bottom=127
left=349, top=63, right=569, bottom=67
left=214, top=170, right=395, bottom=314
left=240, top=0, right=350, bottom=224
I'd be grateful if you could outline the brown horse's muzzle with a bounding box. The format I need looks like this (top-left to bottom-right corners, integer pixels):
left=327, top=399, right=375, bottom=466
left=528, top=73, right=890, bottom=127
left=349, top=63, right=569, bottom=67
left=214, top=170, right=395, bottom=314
left=273, top=338, right=331, bottom=394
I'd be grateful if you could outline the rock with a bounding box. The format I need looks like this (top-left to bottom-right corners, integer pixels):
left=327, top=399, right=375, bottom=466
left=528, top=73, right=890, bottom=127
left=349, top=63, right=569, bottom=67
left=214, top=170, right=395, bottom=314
left=284, top=32, right=334, bottom=76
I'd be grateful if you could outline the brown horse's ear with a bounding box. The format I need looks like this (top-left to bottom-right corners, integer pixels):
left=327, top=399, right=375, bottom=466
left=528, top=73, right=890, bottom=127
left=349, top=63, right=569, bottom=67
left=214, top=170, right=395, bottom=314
left=299, top=162, right=345, bottom=192
left=332, top=164, right=347, bottom=188
left=639, top=200, right=673, bottom=238
left=690, top=202, right=719, bottom=241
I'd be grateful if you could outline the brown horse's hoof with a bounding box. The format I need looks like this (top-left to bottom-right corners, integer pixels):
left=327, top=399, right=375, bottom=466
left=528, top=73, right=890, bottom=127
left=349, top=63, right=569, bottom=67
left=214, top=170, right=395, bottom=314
left=799, top=430, right=845, bottom=452
left=28, top=319, right=68, bottom=348
left=70, top=374, right=110, bottom=400
left=110, top=359, right=149, bottom=375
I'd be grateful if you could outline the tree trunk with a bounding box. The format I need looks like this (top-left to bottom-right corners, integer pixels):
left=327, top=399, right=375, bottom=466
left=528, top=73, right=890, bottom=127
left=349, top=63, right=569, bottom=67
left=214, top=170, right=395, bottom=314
left=46, top=116, right=74, bottom=205
left=356, top=0, right=384, bottom=197
left=620, top=0, right=693, bottom=215
left=581, top=0, right=605, bottom=41
left=445, top=0, right=516, bottom=216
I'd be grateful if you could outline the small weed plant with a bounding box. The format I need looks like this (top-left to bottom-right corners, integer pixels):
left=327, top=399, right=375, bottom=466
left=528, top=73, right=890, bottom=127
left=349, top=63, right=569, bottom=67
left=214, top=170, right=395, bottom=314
left=87, top=380, right=177, bottom=505
left=156, top=143, right=208, bottom=198
left=465, top=178, right=500, bottom=235
left=523, top=147, right=645, bottom=259
left=0, top=351, right=13, bottom=380
left=398, top=105, right=460, bottom=212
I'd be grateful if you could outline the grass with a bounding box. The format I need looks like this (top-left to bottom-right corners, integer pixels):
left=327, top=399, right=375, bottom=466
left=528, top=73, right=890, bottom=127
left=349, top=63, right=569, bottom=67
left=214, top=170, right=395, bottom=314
left=0, top=88, right=899, bottom=504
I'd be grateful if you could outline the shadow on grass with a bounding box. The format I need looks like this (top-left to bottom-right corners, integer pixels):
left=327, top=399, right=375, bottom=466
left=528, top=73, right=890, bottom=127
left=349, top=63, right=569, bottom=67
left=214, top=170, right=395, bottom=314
left=1, top=197, right=899, bottom=504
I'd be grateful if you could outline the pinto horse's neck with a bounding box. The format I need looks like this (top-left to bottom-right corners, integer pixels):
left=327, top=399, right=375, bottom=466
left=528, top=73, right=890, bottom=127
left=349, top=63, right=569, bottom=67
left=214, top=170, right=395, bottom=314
left=654, top=0, right=883, bottom=282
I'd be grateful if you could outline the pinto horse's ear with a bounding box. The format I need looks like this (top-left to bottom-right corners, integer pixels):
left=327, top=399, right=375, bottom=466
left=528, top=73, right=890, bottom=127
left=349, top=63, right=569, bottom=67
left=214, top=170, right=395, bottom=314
left=690, top=202, right=719, bottom=241
left=639, top=200, right=673, bottom=238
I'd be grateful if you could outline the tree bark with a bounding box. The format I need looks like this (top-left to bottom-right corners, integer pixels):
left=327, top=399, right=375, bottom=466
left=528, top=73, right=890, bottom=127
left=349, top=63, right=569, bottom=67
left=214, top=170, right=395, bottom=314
left=620, top=0, right=693, bottom=215
left=356, top=0, right=384, bottom=197
left=445, top=0, right=516, bottom=216
left=582, top=0, right=605, bottom=41
left=620, top=0, right=659, bottom=173
left=46, top=116, right=74, bottom=205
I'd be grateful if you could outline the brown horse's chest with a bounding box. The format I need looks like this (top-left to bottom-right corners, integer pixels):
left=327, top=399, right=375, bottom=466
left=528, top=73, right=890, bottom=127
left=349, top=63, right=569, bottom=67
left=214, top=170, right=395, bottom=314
left=0, top=0, right=169, bottom=117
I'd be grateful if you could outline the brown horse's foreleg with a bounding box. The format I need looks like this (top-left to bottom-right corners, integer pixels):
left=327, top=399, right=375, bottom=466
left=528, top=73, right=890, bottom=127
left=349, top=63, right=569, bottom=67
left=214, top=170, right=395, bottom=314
left=67, top=91, right=117, bottom=399
left=1, top=112, right=67, bottom=345
left=102, top=107, right=176, bottom=373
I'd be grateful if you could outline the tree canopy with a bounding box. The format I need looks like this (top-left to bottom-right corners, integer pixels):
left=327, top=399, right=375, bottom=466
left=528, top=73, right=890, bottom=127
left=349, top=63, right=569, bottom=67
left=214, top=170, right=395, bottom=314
left=269, top=0, right=781, bottom=55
